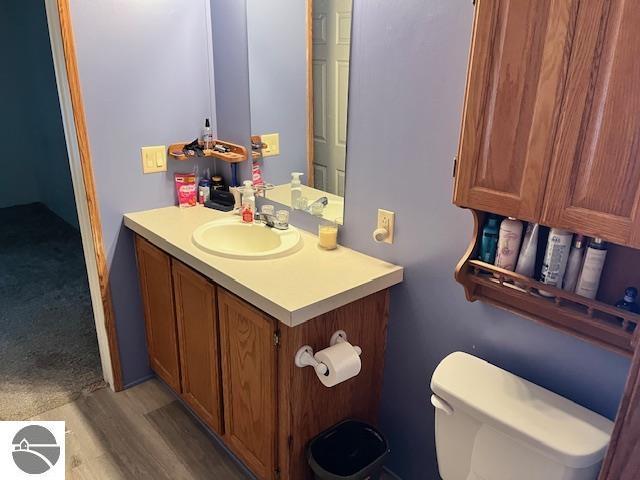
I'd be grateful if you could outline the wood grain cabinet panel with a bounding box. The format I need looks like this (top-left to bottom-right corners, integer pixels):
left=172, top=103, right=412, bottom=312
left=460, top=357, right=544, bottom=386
left=454, top=0, right=577, bottom=221
left=134, top=236, right=181, bottom=393
left=172, top=260, right=223, bottom=435
left=218, top=289, right=277, bottom=480
left=543, top=0, right=640, bottom=247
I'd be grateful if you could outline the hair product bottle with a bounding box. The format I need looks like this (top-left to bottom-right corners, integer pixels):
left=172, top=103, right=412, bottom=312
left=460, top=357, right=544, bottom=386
left=515, top=223, right=539, bottom=278
left=479, top=216, right=500, bottom=264
left=539, top=228, right=573, bottom=297
left=562, top=235, right=585, bottom=292
left=494, top=217, right=523, bottom=271
left=575, top=238, right=608, bottom=299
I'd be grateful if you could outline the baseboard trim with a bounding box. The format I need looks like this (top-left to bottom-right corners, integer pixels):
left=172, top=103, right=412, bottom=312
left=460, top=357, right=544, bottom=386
left=122, top=373, right=155, bottom=390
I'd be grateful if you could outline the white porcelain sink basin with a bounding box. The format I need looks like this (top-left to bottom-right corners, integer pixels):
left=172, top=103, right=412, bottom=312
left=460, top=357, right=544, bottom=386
left=192, top=217, right=302, bottom=259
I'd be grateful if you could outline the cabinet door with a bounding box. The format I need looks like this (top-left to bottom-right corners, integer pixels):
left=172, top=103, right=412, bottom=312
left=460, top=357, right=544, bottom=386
left=542, top=0, right=640, bottom=247
left=172, top=260, right=223, bottom=434
left=134, top=236, right=181, bottom=392
left=218, top=289, right=277, bottom=480
left=454, top=0, right=577, bottom=221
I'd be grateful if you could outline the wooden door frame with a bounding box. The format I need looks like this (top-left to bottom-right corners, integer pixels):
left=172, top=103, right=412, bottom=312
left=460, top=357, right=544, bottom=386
left=306, top=0, right=315, bottom=188
left=45, top=0, right=123, bottom=391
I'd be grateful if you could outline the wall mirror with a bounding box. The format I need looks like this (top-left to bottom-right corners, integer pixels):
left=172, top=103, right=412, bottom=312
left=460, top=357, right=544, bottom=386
left=246, top=0, right=354, bottom=224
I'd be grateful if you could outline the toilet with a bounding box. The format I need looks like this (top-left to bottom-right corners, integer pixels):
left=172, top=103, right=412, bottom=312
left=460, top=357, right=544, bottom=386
left=430, top=352, right=614, bottom=480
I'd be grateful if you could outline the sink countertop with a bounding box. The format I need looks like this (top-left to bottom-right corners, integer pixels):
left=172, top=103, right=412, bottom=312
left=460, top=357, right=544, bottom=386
left=123, top=206, right=403, bottom=327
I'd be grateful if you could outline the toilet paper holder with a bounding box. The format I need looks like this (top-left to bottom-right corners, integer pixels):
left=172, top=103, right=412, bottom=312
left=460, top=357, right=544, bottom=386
left=294, top=330, right=362, bottom=375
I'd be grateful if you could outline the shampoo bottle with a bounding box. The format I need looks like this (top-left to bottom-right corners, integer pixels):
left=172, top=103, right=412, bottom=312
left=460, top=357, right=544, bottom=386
left=241, top=180, right=255, bottom=223
left=479, top=216, right=499, bottom=264
left=562, top=235, right=585, bottom=292
left=515, top=223, right=539, bottom=278
left=291, top=172, right=303, bottom=209
left=575, top=238, right=607, bottom=299
left=539, top=228, right=573, bottom=296
left=494, top=217, right=523, bottom=271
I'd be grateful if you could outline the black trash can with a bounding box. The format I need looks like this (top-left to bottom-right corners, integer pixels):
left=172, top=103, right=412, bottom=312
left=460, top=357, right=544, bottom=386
left=307, top=419, right=390, bottom=480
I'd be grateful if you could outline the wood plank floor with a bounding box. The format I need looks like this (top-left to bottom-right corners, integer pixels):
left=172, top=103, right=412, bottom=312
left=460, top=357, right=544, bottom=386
left=31, top=379, right=251, bottom=479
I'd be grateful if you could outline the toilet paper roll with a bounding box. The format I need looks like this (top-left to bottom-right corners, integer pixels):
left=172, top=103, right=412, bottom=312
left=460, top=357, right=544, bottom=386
left=313, top=341, right=361, bottom=387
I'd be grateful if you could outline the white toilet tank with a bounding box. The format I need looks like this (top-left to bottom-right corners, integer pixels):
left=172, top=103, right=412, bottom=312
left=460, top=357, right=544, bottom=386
left=430, top=352, right=613, bottom=480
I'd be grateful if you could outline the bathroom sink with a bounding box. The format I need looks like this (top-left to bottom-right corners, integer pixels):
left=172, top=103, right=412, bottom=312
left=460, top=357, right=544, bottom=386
left=192, top=217, right=302, bottom=259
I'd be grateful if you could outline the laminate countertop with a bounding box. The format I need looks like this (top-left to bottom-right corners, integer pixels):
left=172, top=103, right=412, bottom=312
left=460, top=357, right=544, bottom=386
left=124, top=206, right=403, bottom=327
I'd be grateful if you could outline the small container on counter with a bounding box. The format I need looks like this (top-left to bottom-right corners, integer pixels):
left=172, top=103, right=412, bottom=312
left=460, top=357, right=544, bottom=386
left=318, top=220, right=339, bottom=250
left=211, top=175, right=226, bottom=191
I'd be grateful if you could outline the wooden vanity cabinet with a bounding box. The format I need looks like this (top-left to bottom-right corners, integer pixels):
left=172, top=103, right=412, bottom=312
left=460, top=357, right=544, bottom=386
left=172, top=260, right=223, bottom=435
left=134, top=236, right=182, bottom=393
left=134, top=234, right=389, bottom=480
left=218, top=288, right=278, bottom=480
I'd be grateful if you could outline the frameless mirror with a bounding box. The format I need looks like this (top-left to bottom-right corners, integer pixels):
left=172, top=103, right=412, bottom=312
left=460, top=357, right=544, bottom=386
left=246, top=0, right=353, bottom=224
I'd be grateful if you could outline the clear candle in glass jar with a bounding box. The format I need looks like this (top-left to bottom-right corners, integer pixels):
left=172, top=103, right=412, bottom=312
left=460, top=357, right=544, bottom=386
left=318, top=221, right=338, bottom=250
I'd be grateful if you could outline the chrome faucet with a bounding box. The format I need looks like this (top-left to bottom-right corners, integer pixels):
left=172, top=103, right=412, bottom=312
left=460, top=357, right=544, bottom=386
left=255, top=212, right=289, bottom=230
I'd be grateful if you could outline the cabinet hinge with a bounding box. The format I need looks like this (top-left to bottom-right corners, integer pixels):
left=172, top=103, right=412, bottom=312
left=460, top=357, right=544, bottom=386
left=452, top=155, right=458, bottom=178
left=273, top=330, right=280, bottom=348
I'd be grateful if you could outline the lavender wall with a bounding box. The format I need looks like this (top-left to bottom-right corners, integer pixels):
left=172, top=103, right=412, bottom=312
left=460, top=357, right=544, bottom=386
left=339, top=1, right=630, bottom=478
left=70, top=0, right=217, bottom=386
left=246, top=0, right=307, bottom=185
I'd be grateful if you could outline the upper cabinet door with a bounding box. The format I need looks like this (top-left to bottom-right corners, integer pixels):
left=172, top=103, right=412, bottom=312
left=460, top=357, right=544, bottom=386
left=454, top=0, right=577, bottom=221
left=543, top=0, right=640, bottom=247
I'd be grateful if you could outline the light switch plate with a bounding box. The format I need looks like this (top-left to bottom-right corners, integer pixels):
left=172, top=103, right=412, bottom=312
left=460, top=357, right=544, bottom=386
left=260, top=133, right=280, bottom=157
left=377, top=209, right=395, bottom=244
left=141, top=145, right=167, bottom=173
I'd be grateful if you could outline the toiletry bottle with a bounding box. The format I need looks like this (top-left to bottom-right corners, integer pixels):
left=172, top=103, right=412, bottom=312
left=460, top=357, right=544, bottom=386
left=515, top=223, right=539, bottom=278
left=241, top=180, right=255, bottom=223
left=494, top=217, right=523, bottom=271
left=562, top=235, right=585, bottom=292
left=539, top=228, right=573, bottom=297
left=479, top=216, right=499, bottom=264
left=291, top=172, right=304, bottom=210
left=198, top=178, right=211, bottom=204
left=202, top=118, right=213, bottom=150
left=615, top=287, right=639, bottom=314
left=575, top=238, right=608, bottom=299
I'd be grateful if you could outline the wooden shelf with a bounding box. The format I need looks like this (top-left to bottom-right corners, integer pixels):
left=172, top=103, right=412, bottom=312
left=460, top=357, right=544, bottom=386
left=168, top=140, right=248, bottom=163
left=456, top=210, right=640, bottom=356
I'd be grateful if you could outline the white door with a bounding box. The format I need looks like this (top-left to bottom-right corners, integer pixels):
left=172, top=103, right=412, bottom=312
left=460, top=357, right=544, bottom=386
left=312, top=0, right=351, bottom=196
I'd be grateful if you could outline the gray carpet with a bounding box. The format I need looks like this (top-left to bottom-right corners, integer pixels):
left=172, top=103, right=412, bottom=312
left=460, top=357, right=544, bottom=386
left=0, top=203, right=104, bottom=420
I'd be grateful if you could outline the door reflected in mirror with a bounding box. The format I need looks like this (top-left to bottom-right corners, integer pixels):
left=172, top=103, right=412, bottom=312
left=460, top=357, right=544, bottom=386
left=246, top=0, right=353, bottom=224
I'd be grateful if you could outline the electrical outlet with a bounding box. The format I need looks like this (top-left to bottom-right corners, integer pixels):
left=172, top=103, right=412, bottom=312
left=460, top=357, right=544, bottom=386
left=260, top=133, right=280, bottom=157
left=141, top=145, right=167, bottom=173
left=377, top=209, right=395, bottom=244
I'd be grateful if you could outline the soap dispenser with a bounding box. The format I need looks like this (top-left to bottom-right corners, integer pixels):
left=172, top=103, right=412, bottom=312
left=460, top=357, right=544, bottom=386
left=241, top=180, right=255, bottom=223
left=291, top=172, right=304, bottom=209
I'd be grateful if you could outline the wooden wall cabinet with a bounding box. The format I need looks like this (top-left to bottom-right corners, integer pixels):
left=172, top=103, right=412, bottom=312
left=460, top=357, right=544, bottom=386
left=453, top=0, right=640, bottom=355
left=134, top=234, right=388, bottom=480
left=134, top=236, right=182, bottom=393
left=172, top=260, right=223, bottom=434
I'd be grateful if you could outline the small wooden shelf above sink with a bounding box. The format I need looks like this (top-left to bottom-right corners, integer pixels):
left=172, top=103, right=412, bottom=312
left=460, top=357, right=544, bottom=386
left=168, top=140, right=248, bottom=163
left=456, top=210, right=640, bottom=357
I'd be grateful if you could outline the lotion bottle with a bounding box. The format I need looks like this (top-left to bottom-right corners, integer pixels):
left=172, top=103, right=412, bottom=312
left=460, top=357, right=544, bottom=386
left=515, top=223, right=539, bottom=278
left=539, top=228, right=573, bottom=297
left=495, top=217, right=523, bottom=271
left=241, top=180, right=255, bottom=223
left=562, top=235, right=585, bottom=292
left=575, top=238, right=607, bottom=299
left=291, top=172, right=303, bottom=209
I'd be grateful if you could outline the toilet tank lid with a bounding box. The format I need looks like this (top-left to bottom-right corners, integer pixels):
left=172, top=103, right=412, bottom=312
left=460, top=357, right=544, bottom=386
left=430, top=352, right=614, bottom=469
